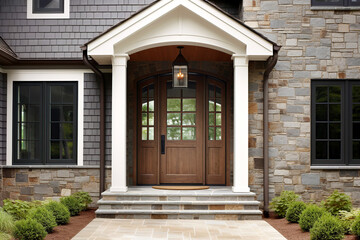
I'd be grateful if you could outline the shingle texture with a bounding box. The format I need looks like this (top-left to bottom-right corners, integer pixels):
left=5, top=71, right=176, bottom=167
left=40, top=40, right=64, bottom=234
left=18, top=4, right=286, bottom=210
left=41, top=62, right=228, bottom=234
left=0, top=0, right=239, bottom=60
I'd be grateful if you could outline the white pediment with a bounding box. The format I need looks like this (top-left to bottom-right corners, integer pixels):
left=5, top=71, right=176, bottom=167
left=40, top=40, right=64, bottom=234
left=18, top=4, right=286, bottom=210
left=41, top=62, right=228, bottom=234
left=87, top=0, right=274, bottom=65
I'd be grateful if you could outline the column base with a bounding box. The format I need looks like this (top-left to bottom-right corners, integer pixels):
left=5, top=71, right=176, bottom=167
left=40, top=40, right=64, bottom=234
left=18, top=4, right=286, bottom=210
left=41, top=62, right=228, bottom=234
left=232, top=186, right=250, bottom=193
left=110, top=186, right=128, bottom=193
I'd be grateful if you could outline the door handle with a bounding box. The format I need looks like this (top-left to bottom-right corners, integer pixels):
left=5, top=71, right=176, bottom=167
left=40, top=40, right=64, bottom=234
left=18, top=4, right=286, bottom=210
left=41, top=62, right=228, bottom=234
left=161, top=135, right=165, bottom=154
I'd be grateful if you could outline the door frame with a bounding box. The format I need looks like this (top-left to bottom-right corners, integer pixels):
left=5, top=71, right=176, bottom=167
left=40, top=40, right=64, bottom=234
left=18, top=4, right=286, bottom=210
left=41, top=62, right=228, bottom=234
left=133, top=70, right=232, bottom=186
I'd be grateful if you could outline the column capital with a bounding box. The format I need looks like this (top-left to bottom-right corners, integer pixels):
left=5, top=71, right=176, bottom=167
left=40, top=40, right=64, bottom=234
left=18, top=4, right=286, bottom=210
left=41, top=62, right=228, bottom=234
left=231, top=54, right=248, bottom=67
left=112, top=54, right=130, bottom=66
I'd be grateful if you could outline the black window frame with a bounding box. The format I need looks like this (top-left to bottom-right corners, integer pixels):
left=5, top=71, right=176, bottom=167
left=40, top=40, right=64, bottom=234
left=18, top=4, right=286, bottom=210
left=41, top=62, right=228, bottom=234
left=13, top=81, right=78, bottom=165
left=311, top=79, right=360, bottom=166
left=32, top=0, right=65, bottom=14
left=311, top=0, right=360, bottom=7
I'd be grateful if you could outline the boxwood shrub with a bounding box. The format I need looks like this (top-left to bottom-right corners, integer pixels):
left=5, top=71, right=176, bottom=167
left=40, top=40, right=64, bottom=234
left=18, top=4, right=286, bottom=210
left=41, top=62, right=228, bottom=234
left=286, top=201, right=307, bottom=223
left=60, top=196, right=82, bottom=216
left=28, top=207, right=57, bottom=233
left=270, top=191, right=299, bottom=218
left=14, top=218, right=47, bottom=240
left=351, top=215, right=360, bottom=237
left=310, top=214, right=345, bottom=240
left=44, top=201, right=70, bottom=225
left=73, top=191, right=92, bottom=211
left=299, top=204, right=326, bottom=232
left=322, top=190, right=352, bottom=216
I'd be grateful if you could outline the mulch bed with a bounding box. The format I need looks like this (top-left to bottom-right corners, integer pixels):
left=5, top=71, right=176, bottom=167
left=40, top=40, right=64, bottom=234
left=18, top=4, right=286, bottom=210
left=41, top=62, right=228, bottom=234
left=45, top=209, right=96, bottom=240
left=264, top=213, right=357, bottom=240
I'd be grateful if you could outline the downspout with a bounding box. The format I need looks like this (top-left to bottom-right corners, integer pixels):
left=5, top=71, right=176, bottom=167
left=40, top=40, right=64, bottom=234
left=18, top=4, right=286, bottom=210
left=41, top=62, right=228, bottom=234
left=263, top=45, right=281, bottom=218
left=81, top=47, right=106, bottom=198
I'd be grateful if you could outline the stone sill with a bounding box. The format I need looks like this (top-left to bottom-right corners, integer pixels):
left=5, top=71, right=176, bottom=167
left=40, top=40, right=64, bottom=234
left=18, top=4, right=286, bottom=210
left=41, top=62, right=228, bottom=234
left=1, top=165, right=112, bottom=169
left=311, top=166, right=360, bottom=170
left=311, top=6, right=360, bottom=10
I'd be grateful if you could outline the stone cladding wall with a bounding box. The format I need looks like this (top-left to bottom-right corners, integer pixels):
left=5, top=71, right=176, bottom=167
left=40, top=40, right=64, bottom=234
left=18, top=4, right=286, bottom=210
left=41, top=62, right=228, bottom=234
left=244, top=0, right=360, bottom=205
left=0, top=167, right=111, bottom=206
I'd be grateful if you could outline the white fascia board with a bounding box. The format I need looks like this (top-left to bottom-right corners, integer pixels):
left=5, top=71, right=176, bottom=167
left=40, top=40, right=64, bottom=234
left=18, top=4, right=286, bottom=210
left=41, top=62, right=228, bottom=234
left=6, top=69, right=92, bottom=166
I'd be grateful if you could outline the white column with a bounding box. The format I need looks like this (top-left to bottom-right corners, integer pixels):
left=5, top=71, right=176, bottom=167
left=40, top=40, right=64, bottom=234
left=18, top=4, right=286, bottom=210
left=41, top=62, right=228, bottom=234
left=110, top=54, right=130, bottom=192
left=232, top=54, right=250, bottom=193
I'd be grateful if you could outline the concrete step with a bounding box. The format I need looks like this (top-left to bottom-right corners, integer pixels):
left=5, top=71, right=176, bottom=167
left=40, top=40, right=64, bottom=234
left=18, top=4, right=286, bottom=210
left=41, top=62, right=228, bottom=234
left=95, top=209, right=263, bottom=220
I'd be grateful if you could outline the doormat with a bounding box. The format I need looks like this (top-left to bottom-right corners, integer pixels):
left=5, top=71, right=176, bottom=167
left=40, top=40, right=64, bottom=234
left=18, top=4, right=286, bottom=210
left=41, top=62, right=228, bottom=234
left=152, top=186, right=210, bottom=190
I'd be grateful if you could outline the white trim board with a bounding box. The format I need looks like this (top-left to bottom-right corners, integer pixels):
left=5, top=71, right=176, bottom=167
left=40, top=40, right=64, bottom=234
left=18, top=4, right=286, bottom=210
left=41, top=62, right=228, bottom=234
left=6, top=69, right=92, bottom=166
left=27, top=0, right=70, bottom=19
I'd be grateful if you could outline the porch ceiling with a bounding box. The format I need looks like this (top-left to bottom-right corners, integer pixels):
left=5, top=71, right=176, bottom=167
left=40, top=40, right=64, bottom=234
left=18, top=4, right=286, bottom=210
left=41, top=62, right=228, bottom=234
left=86, top=0, right=275, bottom=65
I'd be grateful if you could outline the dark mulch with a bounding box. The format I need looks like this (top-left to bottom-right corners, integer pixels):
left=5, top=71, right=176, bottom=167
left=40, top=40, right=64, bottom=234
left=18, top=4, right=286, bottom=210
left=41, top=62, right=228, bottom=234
left=264, top=213, right=357, bottom=240
left=45, top=209, right=96, bottom=240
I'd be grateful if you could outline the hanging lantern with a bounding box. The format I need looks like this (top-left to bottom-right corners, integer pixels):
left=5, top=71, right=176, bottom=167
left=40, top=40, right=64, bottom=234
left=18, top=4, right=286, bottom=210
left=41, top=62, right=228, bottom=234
left=172, top=46, right=188, bottom=88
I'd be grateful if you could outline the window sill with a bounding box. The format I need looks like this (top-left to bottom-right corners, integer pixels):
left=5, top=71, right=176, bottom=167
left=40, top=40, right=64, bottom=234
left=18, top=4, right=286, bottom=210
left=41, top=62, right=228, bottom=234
left=1, top=165, right=111, bottom=169
left=311, top=6, right=360, bottom=10
left=311, top=166, right=360, bottom=170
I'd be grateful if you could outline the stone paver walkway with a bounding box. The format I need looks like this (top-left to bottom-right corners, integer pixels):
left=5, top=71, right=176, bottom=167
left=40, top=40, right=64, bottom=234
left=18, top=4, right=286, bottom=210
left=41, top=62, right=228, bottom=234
left=72, top=219, right=286, bottom=240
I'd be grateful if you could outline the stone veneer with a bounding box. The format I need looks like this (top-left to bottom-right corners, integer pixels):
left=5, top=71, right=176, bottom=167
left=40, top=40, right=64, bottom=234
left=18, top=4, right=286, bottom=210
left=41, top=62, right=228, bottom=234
left=244, top=0, right=360, bottom=205
left=0, top=167, right=111, bottom=206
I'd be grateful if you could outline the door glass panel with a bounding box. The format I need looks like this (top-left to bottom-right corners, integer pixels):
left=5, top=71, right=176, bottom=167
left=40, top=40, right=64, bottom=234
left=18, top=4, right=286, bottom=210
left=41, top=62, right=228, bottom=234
left=167, top=127, right=181, bottom=140
left=216, top=128, right=222, bottom=140
left=142, top=113, right=147, bottom=125
left=183, top=127, right=196, bottom=140
left=148, top=113, right=154, bottom=126
left=142, top=127, right=147, bottom=140
left=209, top=101, right=215, bottom=111
left=216, top=113, right=221, bottom=126
left=167, top=99, right=181, bottom=111
left=167, top=82, right=181, bottom=97
left=167, top=113, right=181, bottom=125
left=142, top=101, right=147, bottom=112
left=316, top=123, right=327, bottom=139
left=316, top=105, right=327, bottom=121
left=183, top=113, right=196, bottom=126
left=329, top=141, right=341, bottom=159
left=316, top=141, right=327, bottom=159
left=149, top=100, right=155, bottom=112
left=141, top=83, right=155, bottom=141
left=209, top=113, right=214, bottom=126
left=316, top=87, right=328, bottom=102
left=208, top=84, right=223, bottom=141
left=329, top=104, right=341, bottom=121
left=329, top=123, right=341, bottom=139
left=149, top=127, right=154, bottom=141
left=183, top=99, right=196, bottom=111
left=329, top=86, right=341, bottom=102
left=209, top=127, right=215, bottom=140
left=216, top=99, right=222, bottom=111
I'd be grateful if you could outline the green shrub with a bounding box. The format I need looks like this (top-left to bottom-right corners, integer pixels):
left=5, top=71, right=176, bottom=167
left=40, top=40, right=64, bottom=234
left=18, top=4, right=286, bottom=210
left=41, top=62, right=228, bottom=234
left=14, top=218, right=47, bottom=240
left=310, top=214, right=345, bottom=240
left=0, top=210, right=15, bottom=236
left=299, top=204, right=326, bottom=231
left=73, top=191, right=92, bottom=211
left=44, top=201, right=70, bottom=225
left=60, top=196, right=82, bottom=216
left=351, top=215, right=360, bottom=237
left=2, top=199, right=42, bottom=220
left=270, top=190, right=299, bottom=218
left=338, top=209, right=360, bottom=234
left=286, top=201, right=307, bottom=223
left=28, top=207, right=57, bottom=233
left=322, top=190, right=352, bottom=216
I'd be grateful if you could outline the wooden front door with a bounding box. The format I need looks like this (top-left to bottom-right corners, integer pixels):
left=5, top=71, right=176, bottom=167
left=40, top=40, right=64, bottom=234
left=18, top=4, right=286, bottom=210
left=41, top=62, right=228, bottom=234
left=137, top=74, right=226, bottom=185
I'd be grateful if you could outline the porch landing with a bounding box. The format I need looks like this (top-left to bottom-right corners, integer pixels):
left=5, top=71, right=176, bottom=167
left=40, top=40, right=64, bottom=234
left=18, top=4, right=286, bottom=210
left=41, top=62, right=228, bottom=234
left=96, top=187, right=262, bottom=220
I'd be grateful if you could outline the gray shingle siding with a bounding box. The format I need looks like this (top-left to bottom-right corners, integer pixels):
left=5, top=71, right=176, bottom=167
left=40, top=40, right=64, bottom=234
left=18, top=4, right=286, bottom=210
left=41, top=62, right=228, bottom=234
left=0, top=0, right=239, bottom=60
left=0, top=73, right=6, bottom=165
left=83, top=73, right=111, bottom=166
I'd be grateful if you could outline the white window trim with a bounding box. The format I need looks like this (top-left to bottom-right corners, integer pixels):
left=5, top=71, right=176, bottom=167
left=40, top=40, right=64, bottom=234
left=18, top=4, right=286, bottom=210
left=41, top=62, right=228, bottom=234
left=6, top=69, right=92, bottom=166
left=27, top=0, right=70, bottom=19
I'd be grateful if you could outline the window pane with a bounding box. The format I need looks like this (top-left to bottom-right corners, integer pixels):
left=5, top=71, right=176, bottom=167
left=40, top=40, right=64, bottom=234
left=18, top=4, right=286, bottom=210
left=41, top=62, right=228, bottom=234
left=149, top=127, right=154, bottom=140
left=353, top=104, right=360, bottom=121
left=183, top=113, right=196, bottom=126
left=62, top=123, right=73, bottom=139
left=354, top=141, right=360, bottom=160
left=167, top=127, right=181, bottom=140
left=329, top=141, right=341, bottom=159
left=27, top=105, right=40, bottom=122
left=50, top=86, right=62, bottom=103
left=329, top=123, right=341, bottom=139
left=329, top=104, right=341, bottom=121
left=312, top=0, right=342, bottom=5
left=316, top=141, right=327, bottom=159
left=316, top=104, right=327, bottom=121
left=183, top=99, right=196, bottom=111
left=51, top=106, right=61, bottom=121
left=142, top=87, right=147, bottom=98
left=62, top=141, right=73, bottom=159
left=183, top=127, right=196, bottom=140
left=209, top=127, right=215, bottom=140
left=63, top=106, right=73, bottom=121
left=142, top=113, right=147, bottom=125
left=51, top=123, right=60, bottom=139
left=33, top=0, right=64, bottom=13
left=209, top=113, right=215, bottom=126
left=167, top=113, right=181, bottom=125
left=354, top=123, right=360, bottom=139
left=149, top=113, right=154, bottom=126
left=62, top=85, right=73, bottom=104
left=216, top=87, right=222, bottom=98
left=316, top=123, right=328, bottom=139
left=216, top=99, right=222, bottom=112
left=216, top=113, right=221, bottom=126
left=142, top=100, right=147, bottom=112
left=148, top=84, right=154, bottom=98
left=209, top=100, right=215, bottom=111
left=209, top=86, right=215, bottom=98
left=29, top=86, right=41, bottom=104
left=353, top=86, right=360, bottom=102
left=216, top=127, right=222, bottom=140
left=19, top=86, right=29, bottom=104
left=316, top=87, right=328, bottom=103
left=167, top=99, right=181, bottom=111
left=142, top=127, right=147, bottom=140
left=329, top=86, right=341, bottom=102
left=19, top=123, right=40, bottom=140
left=51, top=141, right=60, bottom=159
left=149, top=99, right=154, bottom=112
